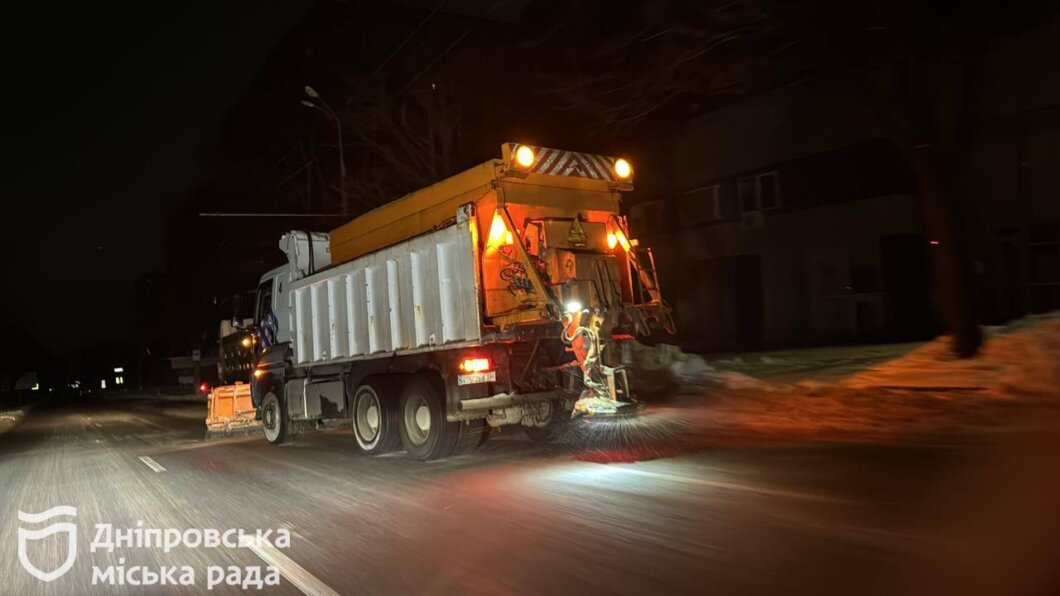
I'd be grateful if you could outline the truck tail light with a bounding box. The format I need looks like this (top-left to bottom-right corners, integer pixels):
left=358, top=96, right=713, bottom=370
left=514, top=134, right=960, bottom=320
left=458, top=357, right=493, bottom=374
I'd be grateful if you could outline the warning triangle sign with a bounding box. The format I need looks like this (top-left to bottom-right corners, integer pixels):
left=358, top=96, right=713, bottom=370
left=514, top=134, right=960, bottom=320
left=567, top=218, right=588, bottom=247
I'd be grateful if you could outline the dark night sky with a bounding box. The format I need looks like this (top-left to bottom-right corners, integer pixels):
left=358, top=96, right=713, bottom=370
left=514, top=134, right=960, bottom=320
left=3, top=2, right=314, bottom=353
left=11, top=0, right=1051, bottom=365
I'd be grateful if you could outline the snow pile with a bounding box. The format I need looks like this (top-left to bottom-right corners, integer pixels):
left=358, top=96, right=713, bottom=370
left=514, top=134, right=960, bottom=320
left=627, top=312, right=1059, bottom=399
left=0, top=409, right=23, bottom=422
left=0, top=407, right=26, bottom=435
left=626, top=313, right=1060, bottom=445
left=623, top=342, right=771, bottom=394
left=841, top=313, right=1060, bottom=399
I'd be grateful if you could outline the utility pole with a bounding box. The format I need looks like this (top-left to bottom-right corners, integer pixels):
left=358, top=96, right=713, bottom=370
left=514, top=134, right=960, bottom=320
left=302, top=85, right=347, bottom=218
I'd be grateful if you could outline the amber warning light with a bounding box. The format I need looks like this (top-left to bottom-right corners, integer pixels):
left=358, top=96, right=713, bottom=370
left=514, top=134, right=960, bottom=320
left=514, top=145, right=536, bottom=168
left=486, top=211, right=515, bottom=250
left=606, top=219, right=632, bottom=253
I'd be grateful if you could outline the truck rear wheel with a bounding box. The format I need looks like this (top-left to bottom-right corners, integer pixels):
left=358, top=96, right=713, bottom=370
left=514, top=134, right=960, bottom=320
left=352, top=381, right=401, bottom=455
left=523, top=400, right=569, bottom=442
left=452, top=419, right=489, bottom=456
left=261, top=392, right=287, bottom=445
left=398, top=375, right=459, bottom=460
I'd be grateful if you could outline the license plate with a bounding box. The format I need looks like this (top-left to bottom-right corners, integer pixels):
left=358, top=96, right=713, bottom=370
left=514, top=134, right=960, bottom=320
left=457, top=371, right=496, bottom=386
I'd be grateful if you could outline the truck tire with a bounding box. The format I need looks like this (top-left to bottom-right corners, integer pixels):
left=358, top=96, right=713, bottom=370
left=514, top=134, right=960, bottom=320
left=523, top=400, right=569, bottom=442
left=397, top=375, right=460, bottom=460
left=351, top=381, right=401, bottom=455
left=451, top=419, right=489, bottom=456
left=261, top=392, right=287, bottom=445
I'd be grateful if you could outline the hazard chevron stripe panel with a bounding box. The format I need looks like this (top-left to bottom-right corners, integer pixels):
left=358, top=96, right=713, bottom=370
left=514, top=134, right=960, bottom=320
left=506, top=144, right=621, bottom=182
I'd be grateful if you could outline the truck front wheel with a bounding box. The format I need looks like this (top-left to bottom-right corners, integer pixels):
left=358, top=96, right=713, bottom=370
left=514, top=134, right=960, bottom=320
left=261, top=392, right=287, bottom=445
left=398, top=375, right=459, bottom=460
left=352, top=381, right=401, bottom=455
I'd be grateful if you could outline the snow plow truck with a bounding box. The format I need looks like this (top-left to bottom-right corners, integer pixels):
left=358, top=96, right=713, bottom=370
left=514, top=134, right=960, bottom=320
left=246, top=143, right=673, bottom=460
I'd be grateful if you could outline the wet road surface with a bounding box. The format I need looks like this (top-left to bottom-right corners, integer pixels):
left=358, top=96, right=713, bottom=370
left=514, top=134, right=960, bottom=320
left=1, top=393, right=1055, bottom=595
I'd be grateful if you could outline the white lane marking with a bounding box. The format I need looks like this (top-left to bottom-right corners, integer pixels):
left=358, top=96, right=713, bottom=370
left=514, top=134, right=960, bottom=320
left=240, top=535, right=339, bottom=596
left=138, top=455, right=166, bottom=473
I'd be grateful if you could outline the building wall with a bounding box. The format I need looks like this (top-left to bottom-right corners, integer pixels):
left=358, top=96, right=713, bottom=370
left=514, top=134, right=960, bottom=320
left=633, top=20, right=1060, bottom=350
left=669, top=77, right=890, bottom=186
left=642, top=191, right=922, bottom=350
left=972, top=129, right=1060, bottom=322
left=967, top=19, right=1060, bottom=322
left=635, top=130, right=921, bottom=349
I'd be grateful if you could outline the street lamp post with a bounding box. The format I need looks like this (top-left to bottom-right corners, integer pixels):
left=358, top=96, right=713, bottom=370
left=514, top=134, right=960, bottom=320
left=302, top=85, right=347, bottom=218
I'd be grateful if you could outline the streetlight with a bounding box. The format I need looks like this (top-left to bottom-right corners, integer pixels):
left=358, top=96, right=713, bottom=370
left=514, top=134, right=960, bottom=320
left=302, top=85, right=347, bottom=217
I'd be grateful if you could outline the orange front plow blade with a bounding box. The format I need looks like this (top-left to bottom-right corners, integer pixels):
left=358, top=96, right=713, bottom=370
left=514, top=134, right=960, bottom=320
left=205, top=383, right=260, bottom=438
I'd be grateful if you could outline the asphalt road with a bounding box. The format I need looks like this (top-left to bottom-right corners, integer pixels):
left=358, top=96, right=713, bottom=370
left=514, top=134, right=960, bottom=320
left=1, top=393, right=1057, bottom=595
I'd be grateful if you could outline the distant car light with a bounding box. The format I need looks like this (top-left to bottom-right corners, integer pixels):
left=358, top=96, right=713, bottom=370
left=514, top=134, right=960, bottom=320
left=199, top=382, right=209, bottom=394
left=613, top=158, right=632, bottom=179
left=515, top=145, right=535, bottom=168
left=253, top=369, right=264, bottom=379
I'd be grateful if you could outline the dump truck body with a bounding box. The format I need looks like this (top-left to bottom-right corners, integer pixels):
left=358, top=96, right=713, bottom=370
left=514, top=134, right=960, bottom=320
left=286, top=210, right=481, bottom=367
left=249, top=144, right=671, bottom=459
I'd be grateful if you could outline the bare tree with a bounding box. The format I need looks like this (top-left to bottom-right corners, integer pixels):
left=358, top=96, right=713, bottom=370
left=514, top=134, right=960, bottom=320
left=337, top=76, right=464, bottom=207
left=533, top=0, right=783, bottom=132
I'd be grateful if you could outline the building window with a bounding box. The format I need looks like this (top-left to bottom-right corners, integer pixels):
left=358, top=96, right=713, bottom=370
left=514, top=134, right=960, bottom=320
left=680, top=184, right=722, bottom=226
left=737, top=178, right=756, bottom=212
left=760, top=171, right=780, bottom=210
left=737, top=171, right=780, bottom=212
